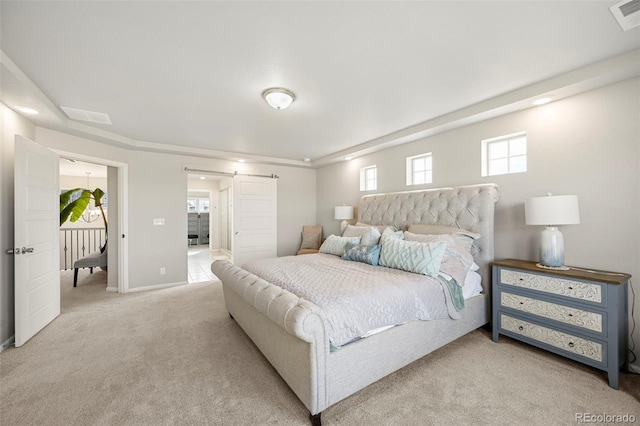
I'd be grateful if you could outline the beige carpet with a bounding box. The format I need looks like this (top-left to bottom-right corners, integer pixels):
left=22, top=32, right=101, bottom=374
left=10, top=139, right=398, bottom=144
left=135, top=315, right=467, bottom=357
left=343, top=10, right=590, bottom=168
left=1, top=270, right=638, bottom=425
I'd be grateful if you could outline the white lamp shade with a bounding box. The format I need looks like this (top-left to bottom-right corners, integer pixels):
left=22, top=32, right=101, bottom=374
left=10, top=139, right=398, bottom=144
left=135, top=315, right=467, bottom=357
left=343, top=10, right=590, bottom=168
left=525, top=195, right=580, bottom=226
left=334, top=205, right=354, bottom=220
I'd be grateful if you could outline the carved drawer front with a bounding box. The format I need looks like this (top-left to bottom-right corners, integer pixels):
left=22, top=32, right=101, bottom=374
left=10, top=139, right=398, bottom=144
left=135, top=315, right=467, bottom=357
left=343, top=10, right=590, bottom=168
left=500, top=269, right=602, bottom=304
left=500, top=314, right=603, bottom=362
left=501, top=292, right=602, bottom=332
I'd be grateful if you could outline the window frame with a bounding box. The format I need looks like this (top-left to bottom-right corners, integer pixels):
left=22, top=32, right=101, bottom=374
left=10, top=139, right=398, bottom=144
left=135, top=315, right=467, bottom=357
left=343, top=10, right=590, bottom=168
left=359, top=165, right=377, bottom=192
left=406, top=152, right=433, bottom=186
left=481, top=131, right=527, bottom=177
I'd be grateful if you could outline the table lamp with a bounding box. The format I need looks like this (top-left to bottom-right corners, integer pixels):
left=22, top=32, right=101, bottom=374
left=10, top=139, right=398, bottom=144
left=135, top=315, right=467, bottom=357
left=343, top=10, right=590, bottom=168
left=525, top=193, right=580, bottom=270
left=334, top=205, right=354, bottom=234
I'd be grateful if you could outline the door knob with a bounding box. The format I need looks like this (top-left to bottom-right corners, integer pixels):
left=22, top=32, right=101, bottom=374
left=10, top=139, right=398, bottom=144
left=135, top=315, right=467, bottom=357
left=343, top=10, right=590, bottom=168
left=21, top=247, right=34, bottom=254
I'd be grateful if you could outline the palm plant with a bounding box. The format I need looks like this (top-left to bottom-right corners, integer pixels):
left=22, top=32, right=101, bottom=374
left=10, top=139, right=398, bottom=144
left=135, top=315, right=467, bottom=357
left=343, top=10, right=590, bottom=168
left=60, top=187, right=108, bottom=233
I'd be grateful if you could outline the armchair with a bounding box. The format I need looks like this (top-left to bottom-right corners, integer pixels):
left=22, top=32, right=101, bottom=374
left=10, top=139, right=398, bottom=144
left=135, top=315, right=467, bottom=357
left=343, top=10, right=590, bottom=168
left=73, top=244, right=108, bottom=287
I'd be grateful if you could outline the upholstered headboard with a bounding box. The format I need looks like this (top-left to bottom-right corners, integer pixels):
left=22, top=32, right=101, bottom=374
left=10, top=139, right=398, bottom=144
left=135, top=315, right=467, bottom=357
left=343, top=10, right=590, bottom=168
left=357, top=183, right=500, bottom=288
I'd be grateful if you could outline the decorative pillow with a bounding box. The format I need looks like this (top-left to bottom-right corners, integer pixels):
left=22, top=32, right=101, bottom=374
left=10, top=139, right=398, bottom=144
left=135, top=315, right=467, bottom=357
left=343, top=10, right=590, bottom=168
left=404, top=231, right=474, bottom=286
left=356, top=222, right=397, bottom=235
left=379, top=238, right=446, bottom=277
left=380, top=227, right=404, bottom=243
left=342, top=242, right=381, bottom=266
left=407, top=224, right=481, bottom=252
left=342, top=225, right=382, bottom=245
left=319, top=235, right=362, bottom=256
left=299, top=231, right=321, bottom=250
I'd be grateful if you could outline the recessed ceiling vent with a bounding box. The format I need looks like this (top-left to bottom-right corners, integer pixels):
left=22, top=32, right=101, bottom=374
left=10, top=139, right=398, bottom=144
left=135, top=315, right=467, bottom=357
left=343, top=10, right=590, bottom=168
left=610, top=0, right=640, bottom=31
left=60, top=106, right=112, bottom=125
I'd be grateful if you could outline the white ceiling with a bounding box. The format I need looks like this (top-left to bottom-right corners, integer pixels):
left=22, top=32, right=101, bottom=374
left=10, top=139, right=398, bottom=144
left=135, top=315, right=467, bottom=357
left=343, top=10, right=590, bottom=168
left=59, top=159, right=107, bottom=179
left=1, top=1, right=639, bottom=168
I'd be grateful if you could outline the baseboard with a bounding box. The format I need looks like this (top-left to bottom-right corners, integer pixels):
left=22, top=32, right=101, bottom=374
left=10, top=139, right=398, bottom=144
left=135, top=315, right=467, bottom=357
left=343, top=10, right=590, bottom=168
left=1, top=335, right=15, bottom=352
left=126, top=281, right=188, bottom=293
left=105, top=286, right=118, bottom=293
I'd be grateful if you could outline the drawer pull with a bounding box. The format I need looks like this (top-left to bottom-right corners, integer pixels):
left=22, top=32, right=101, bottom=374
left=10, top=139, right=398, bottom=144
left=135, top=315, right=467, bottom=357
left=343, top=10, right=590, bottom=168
left=519, top=302, right=524, bottom=305
left=568, top=342, right=575, bottom=348
left=568, top=286, right=574, bottom=290
left=518, top=326, right=524, bottom=331
left=568, top=313, right=573, bottom=317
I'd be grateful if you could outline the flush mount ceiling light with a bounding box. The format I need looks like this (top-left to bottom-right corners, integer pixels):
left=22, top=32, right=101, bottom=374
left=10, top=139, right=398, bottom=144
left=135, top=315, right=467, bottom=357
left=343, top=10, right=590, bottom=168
left=262, top=87, right=296, bottom=110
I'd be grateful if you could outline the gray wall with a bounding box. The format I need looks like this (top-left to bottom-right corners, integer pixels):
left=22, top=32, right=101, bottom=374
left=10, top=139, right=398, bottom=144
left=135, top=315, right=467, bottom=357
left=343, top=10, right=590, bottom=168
left=0, top=104, right=36, bottom=346
left=316, top=77, right=640, bottom=368
left=0, top=116, right=316, bottom=344
left=34, top=129, right=317, bottom=290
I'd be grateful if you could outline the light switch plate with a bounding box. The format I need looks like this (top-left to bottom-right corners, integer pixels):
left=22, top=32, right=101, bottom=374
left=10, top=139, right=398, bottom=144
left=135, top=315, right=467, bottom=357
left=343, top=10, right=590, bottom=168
left=153, top=218, right=165, bottom=225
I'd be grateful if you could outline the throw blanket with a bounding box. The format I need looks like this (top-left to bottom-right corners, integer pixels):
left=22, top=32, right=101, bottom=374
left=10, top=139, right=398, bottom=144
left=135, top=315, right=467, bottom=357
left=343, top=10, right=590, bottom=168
left=243, top=253, right=463, bottom=349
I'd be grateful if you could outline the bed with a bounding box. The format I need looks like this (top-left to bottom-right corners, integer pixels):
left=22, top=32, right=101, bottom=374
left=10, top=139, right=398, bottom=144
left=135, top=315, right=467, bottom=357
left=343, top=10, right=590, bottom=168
left=212, top=183, right=499, bottom=425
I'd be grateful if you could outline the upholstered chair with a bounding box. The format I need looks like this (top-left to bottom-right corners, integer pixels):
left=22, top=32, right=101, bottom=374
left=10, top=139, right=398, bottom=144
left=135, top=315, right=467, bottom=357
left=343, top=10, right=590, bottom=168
left=297, top=225, right=323, bottom=255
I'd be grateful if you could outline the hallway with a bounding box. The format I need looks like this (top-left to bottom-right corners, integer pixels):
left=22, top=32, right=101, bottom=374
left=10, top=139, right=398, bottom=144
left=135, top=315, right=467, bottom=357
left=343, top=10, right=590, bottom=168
left=188, top=246, right=229, bottom=283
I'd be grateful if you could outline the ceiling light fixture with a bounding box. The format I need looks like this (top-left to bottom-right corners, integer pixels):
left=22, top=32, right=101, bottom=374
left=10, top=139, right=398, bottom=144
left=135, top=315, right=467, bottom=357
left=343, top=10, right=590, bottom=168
left=15, top=106, right=39, bottom=115
left=344, top=156, right=353, bottom=161
left=262, top=87, right=296, bottom=110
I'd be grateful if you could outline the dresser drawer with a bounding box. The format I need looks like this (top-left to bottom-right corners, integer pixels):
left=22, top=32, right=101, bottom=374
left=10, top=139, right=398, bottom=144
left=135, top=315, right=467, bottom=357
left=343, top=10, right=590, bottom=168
left=500, top=314, right=603, bottom=362
left=500, top=292, right=603, bottom=333
left=500, top=269, right=602, bottom=304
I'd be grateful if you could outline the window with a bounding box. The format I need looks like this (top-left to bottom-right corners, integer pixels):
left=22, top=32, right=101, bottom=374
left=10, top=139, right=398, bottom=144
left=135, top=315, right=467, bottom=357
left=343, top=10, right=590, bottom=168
left=481, top=132, right=527, bottom=176
left=406, top=153, right=432, bottom=185
left=187, top=197, right=210, bottom=213
left=360, top=165, right=377, bottom=191
left=198, top=199, right=210, bottom=213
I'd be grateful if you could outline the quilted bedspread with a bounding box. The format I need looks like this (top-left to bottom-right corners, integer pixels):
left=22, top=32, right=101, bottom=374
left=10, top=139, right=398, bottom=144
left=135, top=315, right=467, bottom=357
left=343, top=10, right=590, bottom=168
left=242, top=253, right=459, bottom=349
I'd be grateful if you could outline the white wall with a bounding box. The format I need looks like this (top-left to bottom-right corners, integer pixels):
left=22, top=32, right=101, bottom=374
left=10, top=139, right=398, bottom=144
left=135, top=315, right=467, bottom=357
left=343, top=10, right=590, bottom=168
left=0, top=103, right=36, bottom=347
left=316, top=78, right=640, bottom=367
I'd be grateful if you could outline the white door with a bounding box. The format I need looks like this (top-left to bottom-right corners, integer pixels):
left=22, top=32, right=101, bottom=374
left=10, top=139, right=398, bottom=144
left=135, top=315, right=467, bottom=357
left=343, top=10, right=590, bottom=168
left=13, top=135, right=60, bottom=347
left=219, top=188, right=230, bottom=253
left=232, top=175, right=277, bottom=266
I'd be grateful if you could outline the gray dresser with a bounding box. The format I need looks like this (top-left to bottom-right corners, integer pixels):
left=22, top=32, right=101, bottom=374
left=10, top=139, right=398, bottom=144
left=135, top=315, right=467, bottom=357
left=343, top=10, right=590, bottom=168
left=491, top=259, right=630, bottom=389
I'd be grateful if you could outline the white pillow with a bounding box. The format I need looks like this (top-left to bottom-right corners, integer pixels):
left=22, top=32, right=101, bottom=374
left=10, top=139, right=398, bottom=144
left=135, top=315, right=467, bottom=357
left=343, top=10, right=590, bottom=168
left=356, top=222, right=397, bottom=235
left=380, top=227, right=404, bottom=243
left=342, top=225, right=382, bottom=245
left=462, top=270, right=483, bottom=299
left=319, top=235, right=362, bottom=256
left=404, top=231, right=474, bottom=286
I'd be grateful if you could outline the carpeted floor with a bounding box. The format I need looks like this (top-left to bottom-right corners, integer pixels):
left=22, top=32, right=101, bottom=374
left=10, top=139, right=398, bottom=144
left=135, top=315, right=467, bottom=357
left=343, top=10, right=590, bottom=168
left=1, top=270, right=638, bottom=425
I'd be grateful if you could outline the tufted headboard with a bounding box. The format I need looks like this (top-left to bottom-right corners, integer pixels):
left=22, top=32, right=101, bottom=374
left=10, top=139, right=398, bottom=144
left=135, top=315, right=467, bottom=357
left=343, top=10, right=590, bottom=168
left=357, top=183, right=500, bottom=288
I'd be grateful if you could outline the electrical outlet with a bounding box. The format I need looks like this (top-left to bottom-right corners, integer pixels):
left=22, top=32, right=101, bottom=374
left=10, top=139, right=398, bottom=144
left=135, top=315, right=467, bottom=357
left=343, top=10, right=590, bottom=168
left=160, top=267, right=166, bottom=275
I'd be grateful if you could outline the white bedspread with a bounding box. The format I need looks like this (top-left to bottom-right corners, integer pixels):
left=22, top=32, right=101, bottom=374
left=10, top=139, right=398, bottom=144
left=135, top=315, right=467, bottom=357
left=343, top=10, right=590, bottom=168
left=242, top=253, right=455, bottom=348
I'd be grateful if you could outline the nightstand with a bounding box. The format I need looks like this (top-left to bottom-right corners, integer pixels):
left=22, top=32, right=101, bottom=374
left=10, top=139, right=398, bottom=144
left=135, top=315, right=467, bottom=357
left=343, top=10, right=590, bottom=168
left=491, top=259, right=630, bottom=389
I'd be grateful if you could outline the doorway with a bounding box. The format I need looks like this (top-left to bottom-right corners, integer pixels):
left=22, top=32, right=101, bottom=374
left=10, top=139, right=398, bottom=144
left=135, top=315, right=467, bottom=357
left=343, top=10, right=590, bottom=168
left=55, top=149, right=128, bottom=294
left=186, top=174, right=231, bottom=283
left=59, top=159, right=108, bottom=294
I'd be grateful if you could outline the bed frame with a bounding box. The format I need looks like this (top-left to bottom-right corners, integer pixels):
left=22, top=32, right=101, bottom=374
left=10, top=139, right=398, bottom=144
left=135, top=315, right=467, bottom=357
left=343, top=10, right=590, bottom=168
left=212, top=184, right=499, bottom=425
